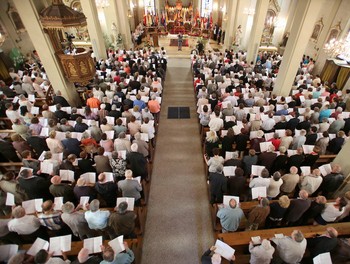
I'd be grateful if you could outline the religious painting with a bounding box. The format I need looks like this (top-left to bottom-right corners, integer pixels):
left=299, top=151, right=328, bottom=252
left=7, top=4, right=26, bottom=33
left=326, top=22, right=342, bottom=44
left=310, top=18, right=323, bottom=43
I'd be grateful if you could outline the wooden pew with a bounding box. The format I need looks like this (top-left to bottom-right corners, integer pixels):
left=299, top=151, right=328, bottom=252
left=217, top=222, right=350, bottom=250
left=315, top=154, right=337, bottom=165
left=20, top=238, right=141, bottom=264
left=0, top=162, right=23, bottom=173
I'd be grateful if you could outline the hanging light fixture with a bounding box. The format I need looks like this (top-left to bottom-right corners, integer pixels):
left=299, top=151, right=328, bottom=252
left=324, top=37, right=350, bottom=62
left=95, top=0, right=110, bottom=8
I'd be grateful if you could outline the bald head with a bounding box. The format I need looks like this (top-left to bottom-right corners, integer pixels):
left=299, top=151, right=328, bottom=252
left=78, top=248, right=90, bottom=263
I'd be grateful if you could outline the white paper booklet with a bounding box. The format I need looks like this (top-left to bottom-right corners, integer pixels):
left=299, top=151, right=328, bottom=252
left=223, top=195, right=240, bottom=207
left=115, top=150, right=126, bottom=160
left=214, top=239, right=235, bottom=261
left=0, top=244, right=19, bottom=262
left=49, top=235, right=72, bottom=256
left=252, top=186, right=267, bottom=199
left=300, top=166, right=311, bottom=176
left=22, top=199, right=43, bottom=214
left=108, top=235, right=125, bottom=256
left=116, top=197, right=135, bottom=211
left=302, top=145, right=315, bottom=154
left=313, top=252, right=332, bottom=264
left=132, top=176, right=141, bottom=184
left=287, top=149, right=298, bottom=157
left=6, top=192, right=15, bottom=206
left=260, top=142, right=273, bottom=152
left=83, top=236, right=103, bottom=254
left=103, top=172, right=114, bottom=183
left=27, top=238, right=49, bottom=256
left=79, top=196, right=90, bottom=210
left=319, top=163, right=332, bottom=176
left=59, top=170, right=75, bottom=182
left=80, top=172, right=96, bottom=184
left=40, top=161, right=54, bottom=175
left=223, top=166, right=237, bottom=177
left=251, top=165, right=265, bottom=176
left=251, top=236, right=261, bottom=245
left=54, top=197, right=64, bottom=211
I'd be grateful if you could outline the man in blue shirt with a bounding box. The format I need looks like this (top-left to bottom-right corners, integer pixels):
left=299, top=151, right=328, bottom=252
left=217, top=198, right=245, bottom=232
left=84, top=199, right=110, bottom=230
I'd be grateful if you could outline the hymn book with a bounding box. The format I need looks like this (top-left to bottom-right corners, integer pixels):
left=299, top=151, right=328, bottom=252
left=80, top=172, right=96, bottom=184
left=54, top=197, right=64, bottom=211
left=214, top=239, right=235, bottom=261
left=319, top=164, right=332, bottom=176
left=251, top=187, right=267, bottom=199
left=59, top=170, right=75, bottom=182
left=223, top=195, right=240, bottom=207
left=251, top=165, right=265, bottom=177
left=27, top=238, right=49, bottom=256
left=108, top=235, right=125, bottom=256
left=83, top=236, right=103, bottom=254
left=116, top=197, right=135, bottom=211
left=300, top=166, right=311, bottom=176
left=49, top=235, right=72, bottom=256
left=0, top=244, right=18, bottom=262
left=5, top=192, right=15, bottom=206
left=223, top=166, right=237, bottom=177
left=22, top=199, right=43, bottom=214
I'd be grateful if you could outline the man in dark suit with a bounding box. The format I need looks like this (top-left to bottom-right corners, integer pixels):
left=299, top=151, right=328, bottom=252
left=54, top=103, right=70, bottom=121
left=53, top=90, right=70, bottom=107
left=208, top=166, right=227, bottom=204
left=62, top=132, right=81, bottom=157
left=0, top=139, right=21, bottom=162
left=307, top=227, right=338, bottom=258
left=201, top=246, right=235, bottom=264
left=26, top=134, right=50, bottom=157
left=126, top=143, right=148, bottom=181
left=304, top=126, right=318, bottom=145
left=18, top=168, right=52, bottom=201
left=284, top=190, right=311, bottom=226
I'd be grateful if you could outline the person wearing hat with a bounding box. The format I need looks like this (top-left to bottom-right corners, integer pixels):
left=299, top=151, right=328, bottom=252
left=108, top=201, right=137, bottom=239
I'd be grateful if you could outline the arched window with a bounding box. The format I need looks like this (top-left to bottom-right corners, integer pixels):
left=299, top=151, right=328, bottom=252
left=201, top=0, right=213, bottom=17
left=144, top=0, right=155, bottom=15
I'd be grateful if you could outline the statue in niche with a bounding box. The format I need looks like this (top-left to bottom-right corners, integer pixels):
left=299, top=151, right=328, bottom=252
left=111, top=22, right=118, bottom=45
left=234, top=25, right=242, bottom=46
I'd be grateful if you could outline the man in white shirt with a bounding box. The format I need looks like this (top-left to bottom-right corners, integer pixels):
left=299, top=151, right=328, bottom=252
left=299, top=168, right=323, bottom=195
left=271, top=230, right=307, bottom=264
left=208, top=110, right=224, bottom=132
left=7, top=206, right=41, bottom=235
left=84, top=199, right=110, bottom=231
left=261, top=112, right=276, bottom=132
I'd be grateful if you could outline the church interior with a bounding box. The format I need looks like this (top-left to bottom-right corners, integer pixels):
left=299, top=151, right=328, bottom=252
left=0, top=0, right=350, bottom=264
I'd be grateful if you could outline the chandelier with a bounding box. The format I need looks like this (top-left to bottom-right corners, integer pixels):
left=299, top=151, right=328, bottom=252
left=0, top=33, right=5, bottom=47
left=95, top=0, right=110, bottom=8
left=324, top=38, right=350, bottom=61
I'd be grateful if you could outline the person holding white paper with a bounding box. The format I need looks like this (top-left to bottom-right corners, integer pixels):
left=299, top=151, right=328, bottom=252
left=46, top=131, right=64, bottom=154
left=217, top=198, right=245, bottom=233
left=132, top=132, right=149, bottom=158
left=0, top=171, right=26, bottom=204
left=280, top=166, right=300, bottom=195
left=7, top=206, right=41, bottom=237
left=73, top=178, right=97, bottom=203
left=17, top=168, right=51, bottom=201
left=249, top=239, right=274, bottom=264
left=249, top=168, right=270, bottom=189
left=34, top=249, right=70, bottom=264
left=299, top=168, right=323, bottom=196
left=118, top=170, right=142, bottom=206
left=100, top=243, right=134, bottom=264
left=108, top=201, right=137, bottom=239
left=95, top=173, right=118, bottom=207
left=84, top=199, right=110, bottom=231
left=247, top=198, right=270, bottom=230
left=271, top=230, right=307, bottom=264
left=49, top=176, right=75, bottom=203
left=37, top=200, right=66, bottom=232
left=201, top=245, right=235, bottom=264
left=319, top=163, right=345, bottom=198
left=307, top=227, right=338, bottom=259
left=72, top=247, right=102, bottom=263
left=41, top=151, right=60, bottom=176
left=204, top=148, right=224, bottom=173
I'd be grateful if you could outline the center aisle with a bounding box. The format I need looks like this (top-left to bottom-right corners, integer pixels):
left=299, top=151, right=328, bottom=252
left=141, top=58, right=214, bottom=263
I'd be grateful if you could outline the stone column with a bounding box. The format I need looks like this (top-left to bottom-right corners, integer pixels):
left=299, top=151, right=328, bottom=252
left=245, top=0, right=269, bottom=64
left=223, top=0, right=239, bottom=50
left=273, top=0, right=326, bottom=96
left=332, top=140, right=350, bottom=197
left=12, top=0, right=82, bottom=106
left=116, top=0, right=133, bottom=49
left=80, top=0, right=107, bottom=59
